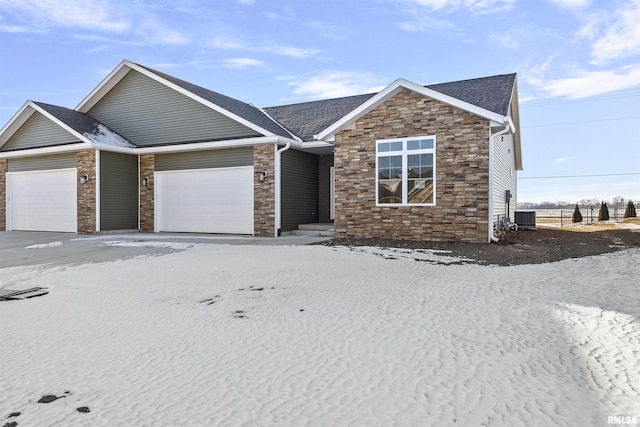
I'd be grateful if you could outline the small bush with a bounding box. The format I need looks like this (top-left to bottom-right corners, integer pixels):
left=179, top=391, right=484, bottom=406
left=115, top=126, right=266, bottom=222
left=598, top=201, right=610, bottom=221
left=572, top=203, right=582, bottom=223
left=624, top=200, right=637, bottom=218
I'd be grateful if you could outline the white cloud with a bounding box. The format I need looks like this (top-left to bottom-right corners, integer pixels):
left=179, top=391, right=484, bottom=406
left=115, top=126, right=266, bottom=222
left=397, top=0, right=516, bottom=14
left=280, top=71, right=387, bottom=100
left=0, top=0, right=189, bottom=46
left=307, top=21, right=350, bottom=41
left=552, top=157, right=573, bottom=165
left=397, top=14, right=460, bottom=33
left=208, top=35, right=319, bottom=58
left=546, top=0, right=592, bottom=9
left=0, top=0, right=130, bottom=32
left=270, top=45, right=319, bottom=58
left=588, top=0, right=640, bottom=64
left=221, top=58, right=265, bottom=69
left=530, top=64, right=640, bottom=98
left=489, top=32, right=519, bottom=49
left=209, top=36, right=246, bottom=50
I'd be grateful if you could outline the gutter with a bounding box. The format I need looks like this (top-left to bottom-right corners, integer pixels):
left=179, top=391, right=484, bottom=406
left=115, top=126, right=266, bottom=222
left=488, top=117, right=513, bottom=243
left=274, top=142, right=291, bottom=236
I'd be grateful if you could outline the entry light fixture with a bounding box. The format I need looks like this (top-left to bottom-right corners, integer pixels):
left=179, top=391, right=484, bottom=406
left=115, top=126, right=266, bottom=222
left=80, top=174, right=89, bottom=184
left=143, top=176, right=149, bottom=186
left=259, top=171, right=268, bottom=182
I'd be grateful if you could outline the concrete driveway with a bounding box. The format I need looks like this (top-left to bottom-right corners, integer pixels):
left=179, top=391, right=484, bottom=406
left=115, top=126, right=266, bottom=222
left=0, top=231, right=331, bottom=270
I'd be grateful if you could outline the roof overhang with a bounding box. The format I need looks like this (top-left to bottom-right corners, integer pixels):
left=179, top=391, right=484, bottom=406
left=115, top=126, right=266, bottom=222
left=314, top=78, right=508, bottom=142
left=75, top=60, right=280, bottom=139
left=0, top=101, right=97, bottom=150
left=0, top=135, right=309, bottom=159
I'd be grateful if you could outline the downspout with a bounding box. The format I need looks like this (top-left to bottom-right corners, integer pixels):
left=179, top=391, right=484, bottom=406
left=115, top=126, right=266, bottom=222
left=275, top=142, right=291, bottom=236
left=488, top=120, right=512, bottom=243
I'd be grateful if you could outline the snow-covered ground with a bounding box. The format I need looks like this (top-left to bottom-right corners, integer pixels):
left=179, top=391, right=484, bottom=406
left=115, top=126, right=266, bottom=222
left=1, top=243, right=639, bottom=426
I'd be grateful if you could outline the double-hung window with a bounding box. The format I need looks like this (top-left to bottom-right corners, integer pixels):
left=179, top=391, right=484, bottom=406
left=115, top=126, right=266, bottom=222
left=376, top=136, right=435, bottom=206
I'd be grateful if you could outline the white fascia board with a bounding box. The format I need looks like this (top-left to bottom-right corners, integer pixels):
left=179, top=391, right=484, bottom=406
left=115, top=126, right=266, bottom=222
left=298, top=141, right=333, bottom=149
left=75, top=59, right=132, bottom=112
left=134, top=135, right=299, bottom=155
left=124, top=62, right=278, bottom=138
left=1, top=135, right=302, bottom=159
left=315, top=78, right=507, bottom=141
left=0, top=142, right=90, bottom=159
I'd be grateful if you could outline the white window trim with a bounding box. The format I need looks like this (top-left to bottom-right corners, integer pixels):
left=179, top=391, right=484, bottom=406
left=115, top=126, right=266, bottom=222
left=375, top=135, right=436, bottom=207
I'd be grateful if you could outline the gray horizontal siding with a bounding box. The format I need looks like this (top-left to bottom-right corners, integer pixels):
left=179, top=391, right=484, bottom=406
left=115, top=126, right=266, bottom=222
left=1, top=111, right=81, bottom=151
left=88, top=70, right=262, bottom=146
left=7, top=153, right=77, bottom=172
left=155, top=147, right=253, bottom=171
left=318, top=154, right=333, bottom=223
left=492, top=133, right=517, bottom=223
left=281, top=149, right=319, bottom=232
left=100, top=151, right=139, bottom=230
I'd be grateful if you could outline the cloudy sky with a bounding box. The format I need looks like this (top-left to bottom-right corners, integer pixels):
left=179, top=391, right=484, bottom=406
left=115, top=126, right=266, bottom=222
left=0, top=0, right=638, bottom=203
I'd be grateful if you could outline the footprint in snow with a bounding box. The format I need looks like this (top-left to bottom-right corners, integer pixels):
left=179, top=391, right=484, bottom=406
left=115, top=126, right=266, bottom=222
left=199, top=295, right=222, bottom=305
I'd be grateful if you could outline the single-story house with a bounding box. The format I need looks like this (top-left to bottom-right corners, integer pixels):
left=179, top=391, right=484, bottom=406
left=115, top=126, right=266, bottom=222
left=0, top=60, right=521, bottom=243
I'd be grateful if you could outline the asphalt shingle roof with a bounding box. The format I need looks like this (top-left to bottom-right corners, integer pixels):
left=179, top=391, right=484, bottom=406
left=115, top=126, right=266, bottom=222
left=263, top=73, right=516, bottom=141
left=135, top=64, right=293, bottom=139
left=263, top=94, right=375, bottom=142
left=426, top=73, right=516, bottom=117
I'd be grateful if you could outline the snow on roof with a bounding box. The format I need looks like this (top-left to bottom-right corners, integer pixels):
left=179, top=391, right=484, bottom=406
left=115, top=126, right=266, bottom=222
left=83, top=124, right=136, bottom=148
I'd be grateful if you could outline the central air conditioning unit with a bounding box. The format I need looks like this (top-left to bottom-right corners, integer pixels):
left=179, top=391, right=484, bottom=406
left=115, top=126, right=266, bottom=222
left=514, top=211, right=536, bottom=228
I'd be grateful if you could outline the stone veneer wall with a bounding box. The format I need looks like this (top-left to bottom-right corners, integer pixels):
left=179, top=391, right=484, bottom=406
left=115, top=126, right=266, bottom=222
left=334, top=89, right=491, bottom=243
left=253, top=144, right=276, bottom=237
left=77, top=150, right=96, bottom=234
left=139, top=154, right=154, bottom=232
left=0, top=159, right=6, bottom=231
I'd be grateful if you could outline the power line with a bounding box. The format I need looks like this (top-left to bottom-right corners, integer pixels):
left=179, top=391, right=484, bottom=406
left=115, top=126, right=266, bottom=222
left=520, top=172, right=640, bottom=179
left=523, top=116, right=640, bottom=128
left=523, top=88, right=640, bottom=108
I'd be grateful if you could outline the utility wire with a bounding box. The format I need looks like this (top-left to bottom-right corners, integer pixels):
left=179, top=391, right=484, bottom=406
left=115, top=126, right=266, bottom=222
left=520, top=172, right=640, bottom=179
left=523, top=116, right=640, bottom=128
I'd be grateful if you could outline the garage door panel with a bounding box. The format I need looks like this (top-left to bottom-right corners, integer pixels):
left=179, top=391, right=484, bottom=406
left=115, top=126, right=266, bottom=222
left=156, top=167, right=254, bottom=234
left=7, top=169, right=77, bottom=232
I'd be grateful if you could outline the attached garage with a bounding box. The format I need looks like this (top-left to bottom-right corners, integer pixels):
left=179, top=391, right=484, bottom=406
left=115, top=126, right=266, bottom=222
left=6, top=155, right=78, bottom=232
left=154, top=148, right=254, bottom=234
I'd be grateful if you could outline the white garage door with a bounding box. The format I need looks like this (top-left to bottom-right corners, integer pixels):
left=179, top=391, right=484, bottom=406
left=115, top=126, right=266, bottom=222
left=7, top=169, right=77, bottom=232
left=155, top=166, right=254, bottom=234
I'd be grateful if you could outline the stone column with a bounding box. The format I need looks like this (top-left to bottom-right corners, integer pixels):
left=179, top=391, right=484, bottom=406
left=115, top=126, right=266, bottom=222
left=77, top=150, right=97, bottom=234
left=0, top=159, right=6, bottom=231
left=139, top=154, right=155, bottom=232
left=253, top=144, right=276, bottom=237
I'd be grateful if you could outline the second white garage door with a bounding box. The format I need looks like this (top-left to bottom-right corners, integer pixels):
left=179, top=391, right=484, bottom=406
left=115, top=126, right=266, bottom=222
left=155, top=166, right=254, bottom=234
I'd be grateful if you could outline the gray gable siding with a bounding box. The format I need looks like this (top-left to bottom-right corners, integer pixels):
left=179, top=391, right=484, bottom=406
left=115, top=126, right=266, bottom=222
left=1, top=112, right=81, bottom=151
left=100, top=151, right=139, bottom=231
left=137, top=64, right=293, bottom=139
left=281, top=149, right=319, bottom=231
left=7, top=153, right=77, bottom=172
left=88, top=70, right=262, bottom=147
left=318, top=154, right=333, bottom=223
left=155, top=147, right=253, bottom=171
